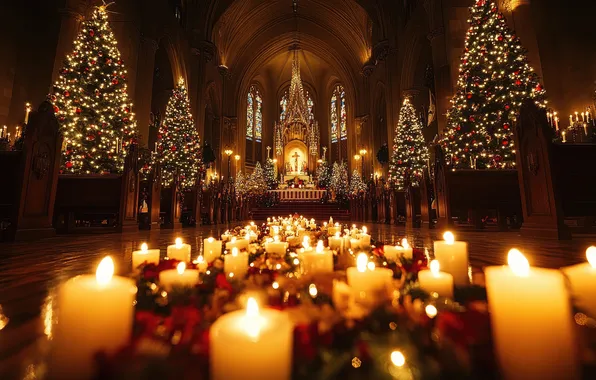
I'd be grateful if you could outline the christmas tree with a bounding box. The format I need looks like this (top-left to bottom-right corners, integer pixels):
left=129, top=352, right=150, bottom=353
left=350, top=170, right=367, bottom=193
left=316, top=160, right=331, bottom=189
left=246, top=162, right=268, bottom=194
left=263, top=158, right=278, bottom=190
left=51, top=5, right=137, bottom=174
left=389, top=98, right=429, bottom=189
left=330, top=161, right=349, bottom=200
left=154, top=78, right=202, bottom=190
left=235, top=171, right=247, bottom=196
left=442, top=0, right=546, bottom=169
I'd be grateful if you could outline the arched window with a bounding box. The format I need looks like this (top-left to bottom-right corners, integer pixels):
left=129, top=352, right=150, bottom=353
left=279, top=89, right=315, bottom=123
left=330, top=84, right=346, bottom=143
left=246, top=85, right=262, bottom=142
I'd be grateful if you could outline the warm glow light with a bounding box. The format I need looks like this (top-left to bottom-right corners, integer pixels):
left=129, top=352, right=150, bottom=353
left=232, top=247, right=239, bottom=257
left=335, top=232, right=340, bottom=238
left=507, top=248, right=530, bottom=277
left=140, top=243, right=148, bottom=252
left=586, top=246, right=596, bottom=268
left=309, top=284, right=318, bottom=297
left=273, top=235, right=280, bottom=242
left=367, top=262, right=376, bottom=271
left=391, top=350, right=406, bottom=367
left=430, top=260, right=440, bottom=276
left=316, top=240, right=324, bottom=253
left=196, top=256, right=205, bottom=264
left=302, top=236, right=310, bottom=249
left=425, top=304, right=438, bottom=318
left=356, top=253, right=368, bottom=273
left=443, top=231, right=455, bottom=245
left=207, top=237, right=214, bottom=243
left=244, top=297, right=264, bottom=339
left=231, top=237, right=237, bottom=243
left=401, top=238, right=409, bottom=249
left=96, top=256, right=114, bottom=285
left=175, top=237, right=183, bottom=248
left=177, top=261, right=186, bottom=275
left=362, top=226, right=367, bottom=234
left=272, top=281, right=279, bottom=289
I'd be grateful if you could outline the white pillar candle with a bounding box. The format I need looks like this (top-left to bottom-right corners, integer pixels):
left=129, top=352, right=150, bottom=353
left=563, top=246, right=596, bottom=317
left=132, top=243, right=160, bottom=270
left=159, top=262, right=200, bottom=291
left=328, top=232, right=343, bottom=252
left=248, top=221, right=258, bottom=232
left=350, top=238, right=361, bottom=251
left=343, top=235, right=351, bottom=251
left=203, top=237, right=222, bottom=263
left=328, top=224, right=341, bottom=236
left=485, top=249, right=578, bottom=380
left=347, top=253, right=393, bottom=300
left=221, top=231, right=232, bottom=242
left=194, top=256, right=208, bottom=273
left=433, top=232, right=469, bottom=286
left=210, top=298, right=293, bottom=380
left=265, top=237, right=288, bottom=255
left=383, top=245, right=401, bottom=262
left=224, top=248, right=249, bottom=279
left=50, top=257, right=136, bottom=379
left=418, top=260, right=454, bottom=298
left=359, top=226, right=371, bottom=248
left=225, top=236, right=249, bottom=252
left=300, top=240, right=334, bottom=274
left=167, top=238, right=191, bottom=262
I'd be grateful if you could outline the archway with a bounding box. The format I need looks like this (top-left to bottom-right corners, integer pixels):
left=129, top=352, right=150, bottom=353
left=373, top=83, right=388, bottom=176
left=283, top=140, right=309, bottom=178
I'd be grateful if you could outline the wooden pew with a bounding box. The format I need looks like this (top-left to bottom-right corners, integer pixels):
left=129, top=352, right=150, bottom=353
left=405, top=184, right=422, bottom=228
left=160, top=172, right=182, bottom=229
left=515, top=100, right=596, bottom=239
left=0, top=102, right=61, bottom=241
left=433, top=145, right=522, bottom=230
left=53, top=144, right=139, bottom=234
left=419, top=168, right=435, bottom=228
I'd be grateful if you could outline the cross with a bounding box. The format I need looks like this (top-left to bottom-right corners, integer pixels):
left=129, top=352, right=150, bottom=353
left=266, top=146, right=271, bottom=159
left=292, top=151, right=301, bottom=172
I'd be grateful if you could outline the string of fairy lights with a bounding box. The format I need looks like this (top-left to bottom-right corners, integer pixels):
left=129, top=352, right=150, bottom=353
left=51, top=5, right=137, bottom=174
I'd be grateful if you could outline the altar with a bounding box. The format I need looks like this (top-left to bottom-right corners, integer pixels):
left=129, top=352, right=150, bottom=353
left=283, top=174, right=310, bottom=182
left=269, top=189, right=326, bottom=202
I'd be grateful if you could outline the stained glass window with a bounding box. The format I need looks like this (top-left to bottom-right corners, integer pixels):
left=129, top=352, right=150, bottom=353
left=279, top=89, right=315, bottom=123
left=279, top=92, right=288, bottom=122
left=246, top=85, right=262, bottom=141
left=330, top=85, right=346, bottom=143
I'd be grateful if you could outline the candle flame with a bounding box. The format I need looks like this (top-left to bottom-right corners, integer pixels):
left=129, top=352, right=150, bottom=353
left=177, top=262, right=186, bottom=274
left=244, top=297, right=264, bottom=339
left=309, top=284, right=318, bottom=297
left=250, top=221, right=255, bottom=226
left=274, top=235, right=280, bottom=242
left=272, top=281, right=279, bottom=289
left=335, top=222, right=339, bottom=227
left=587, top=246, right=596, bottom=268
left=401, top=238, right=409, bottom=249
left=425, top=304, right=438, bottom=318
left=362, top=226, right=367, bottom=234
left=316, top=240, right=324, bottom=253
left=302, top=236, right=310, bottom=249
left=207, top=237, right=214, bottom=243
left=232, top=247, right=239, bottom=257
left=175, top=237, right=183, bottom=248
left=367, top=261, right=375, bottom=271
left=96, top=256, right=114, bottom=285
left=196, top=256, right=204, bottom=264
left=246, top=297, right=259, bottom=317
left=443, top=231, right=455, bottom=245
left=231, top=236, right=237, bottom=243
left=391, top=350, right=406, bottom=367
left=430, top=259, right=440, bottom=275
left=245, top=233, right=250, bottom=241
left=140, top=243, right=148, bottom=252
left=356, top=253, right=368, bottom=273
left=507, top=248, right=530, bottom=276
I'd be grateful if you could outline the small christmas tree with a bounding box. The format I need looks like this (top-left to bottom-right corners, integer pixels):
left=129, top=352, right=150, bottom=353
left=154, top=78, right=202, bottom=190
left=235, top=172, right=247, bottom=196
left=350, top=170, right=367, bottom=193
left=442, top=0, right=546, bottom=169
left=263, top=158, right=278, bottom=190
left=330, top=161, right=349, bottom=201
left=246, top=162, right=268, bottom=194
left=51, top=5, right=137, bottom=174
left=389, top=98, right=429, bottom=189
left=316, top=160, right=331, bottom=189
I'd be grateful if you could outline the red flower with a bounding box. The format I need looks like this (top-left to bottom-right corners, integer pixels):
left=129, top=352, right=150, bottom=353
left=215, top=273, right=233, bottom=292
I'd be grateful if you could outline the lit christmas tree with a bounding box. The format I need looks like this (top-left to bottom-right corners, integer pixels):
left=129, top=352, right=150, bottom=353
left=442, top=0, right=546, bottom=169
left=389, top=98, right=429, bottom=189
left=235, top=171, right=247, bottom=195
left=263, top=158, right=278, bottom=190
left=51, top=5, right=137, bottom=174
left=350, top=169, right=367, bottom=193
left=316, top=160, right=331, bottom=189
left=246, top=162, right=268, bottom=194
left=154, top=78, right=202, bottom=190
left=330, top=161, right=349, bottom=200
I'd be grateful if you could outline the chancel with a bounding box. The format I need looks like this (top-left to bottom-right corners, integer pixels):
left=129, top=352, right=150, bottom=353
left=1, top=0, right=596, bottom=379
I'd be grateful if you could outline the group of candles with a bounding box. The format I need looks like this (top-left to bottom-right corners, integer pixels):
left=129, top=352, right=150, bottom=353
left=47, top=216, right=596, bottom=380
left=547, top=108, right=594, bottom=142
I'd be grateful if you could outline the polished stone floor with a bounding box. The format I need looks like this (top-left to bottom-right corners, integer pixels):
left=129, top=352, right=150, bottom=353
left=0, top=222, right=593, bottom=378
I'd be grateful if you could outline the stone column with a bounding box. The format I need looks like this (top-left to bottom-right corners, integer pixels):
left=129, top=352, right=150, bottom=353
left=133, top=36, right=159, bottom=147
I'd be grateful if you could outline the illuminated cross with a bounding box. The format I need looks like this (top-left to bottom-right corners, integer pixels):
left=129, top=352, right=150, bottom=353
left=292, top=151, right=301, bottom=172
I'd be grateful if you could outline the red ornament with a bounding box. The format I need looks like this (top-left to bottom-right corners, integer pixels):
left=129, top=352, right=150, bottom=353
left=89, top=30, right=95, bottom=37
left=505, top=104, right=510, bottom=110
left=90, top=60, right=96, bottom=65
left=64, top=90, right=70, bottom=97
left=65, top=161, right=73, bottom=168
left=112, top=79, right=119, bottom=85
left=502, top=139, right=509, bottom=146
left=476, top=0, right=485, bottom=6
left=535, top=84, right=543, bottom=91
left=171, top=146, right=177, bottom=151
left=398, top=160, right=402, bottom=165
left=53, top=105, right=60, bottom=113
left=125, top=107, right=130, bottom=113
left=86, top=134, right=95, bottom=141
left=515, top=79, right=522, bottom=86
left=106, top=59, right=112, bottom=65
left=498, top=35, right=503, bottom=41
left=456, top=125, right=461, bottom=131
left=467, top=93, right=473, bottom=99
left=75, top=107, right=82, bottom=114
left=503, top=123, right=510, bottom=130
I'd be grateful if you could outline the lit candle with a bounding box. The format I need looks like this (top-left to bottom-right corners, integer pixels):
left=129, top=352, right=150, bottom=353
left=569, top=114, right=573, bottom=125
left=359, top=226, right=371, bottom=248
left=203, top=237, right=222, bottom=263
left=265, top=235, right=288, bottom=255
left=346, top=253, right=393, bottom=300
left=555, top=116, right=559, bottom=130
left=167, top=237, right=191, bottom=262
left=159, top=262, right=199, bottom=290
left=24, top=102, right=31, bottom=124
left=248, top=221, right=258, bottom=232
left=221, top=230, right=232, bottom=242
left=584, top=123, right=588, bottom=136
left=562, top=130, right=567, bottom=142
left=328, top=232, right=343, bottom=253
left=210, top=298, right=293, bottom=380
left=418, top=260, right=454, bottom=298
left=224, top=247, right=249, bottom=279
left=327, top=223, right=341, bottom=236
left=575, top=111, right=579, bottom=122
left=49, top=257, right=136, bottom=379
left=226, top=236, right=249, bottom=252
left=194, top=255, right=208, bottom=272
left=433, top=232, right=469, bottom=286
left=349, top=238, right=361, bottom=251
left=485, top=249, right=578, bottom=380
left=132, top=242, right=160, bottom=270
left=299, top=240, right=334, bottom=274
left=562, top=246, right=596, bottom=317
left=582, top=112, right=586, bottom=122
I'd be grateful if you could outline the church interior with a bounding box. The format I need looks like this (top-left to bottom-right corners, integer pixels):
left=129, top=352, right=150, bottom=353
left=1, top=0, right=596, bottom=378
